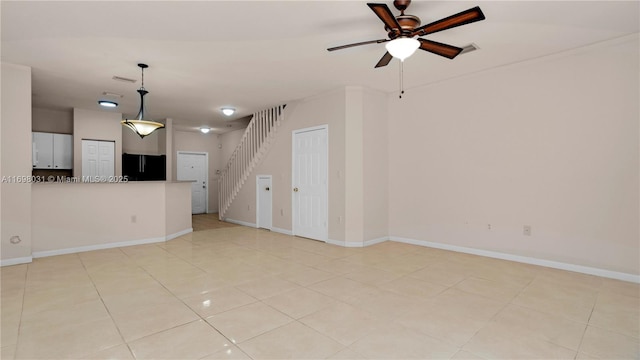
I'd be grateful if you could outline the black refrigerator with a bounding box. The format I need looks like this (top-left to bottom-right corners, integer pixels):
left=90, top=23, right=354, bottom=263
left=122, top=154, right=166, bottom=181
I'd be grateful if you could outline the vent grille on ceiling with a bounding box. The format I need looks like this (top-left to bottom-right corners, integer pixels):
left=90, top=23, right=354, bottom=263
left=112, top=76, right=137, bottom=83
left=102, top=91, right=123, bottom=98
left=460, top=43, right=479, bottom=55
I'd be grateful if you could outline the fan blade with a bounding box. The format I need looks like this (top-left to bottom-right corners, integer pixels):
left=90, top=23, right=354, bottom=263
left=327, top=39, right=389, bottom=52
left=412, top=6, right=485, bottom=37
left=374, top=52, right=393, bottom=68
left=418, top=38, right=463, bottom=59
left=367, top=3, right=401, bottom=33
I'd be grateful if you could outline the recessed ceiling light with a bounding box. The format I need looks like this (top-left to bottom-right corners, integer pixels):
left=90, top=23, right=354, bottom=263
left=98, top=100, right=118, bottom=108
left=200, top=127, right=211, bottom=134
left=221, top=107, right=235, bottom=116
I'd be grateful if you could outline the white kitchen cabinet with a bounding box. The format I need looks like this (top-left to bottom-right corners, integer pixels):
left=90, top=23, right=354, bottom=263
left=32, top=132, right=73, bottom=169
left=52, top=134, right=73, bottom=169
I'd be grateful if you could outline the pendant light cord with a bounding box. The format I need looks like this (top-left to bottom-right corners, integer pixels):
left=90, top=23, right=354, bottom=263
left=140, top=66, right=145, bottom=90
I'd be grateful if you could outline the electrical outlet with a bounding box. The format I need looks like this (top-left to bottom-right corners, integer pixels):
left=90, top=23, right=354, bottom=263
left=487, top=224, right=492, bottom=230
left=131, top=215, right=137, bottom=223
left=523, top=225, right=532, bottom=236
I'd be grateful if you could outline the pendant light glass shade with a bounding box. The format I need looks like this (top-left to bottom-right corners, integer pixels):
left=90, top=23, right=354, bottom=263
left=121, top=64, right=165, bottom=139
left=385, top=38, right=420, bottom=61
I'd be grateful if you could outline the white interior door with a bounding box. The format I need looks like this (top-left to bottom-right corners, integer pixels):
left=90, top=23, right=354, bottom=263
left=98, top=141, right=115, bottom=177
left=82, top=140, right=114, bottom=179
left=177, top=152, right=207, bottom=214
left=257, top=175, right=272, bottom=230
left=292, top=126, right=328, bottom=241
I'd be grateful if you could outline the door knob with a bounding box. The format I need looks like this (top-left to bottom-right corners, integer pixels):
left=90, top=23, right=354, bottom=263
left=265, top=187, right=270, bottom=191
left=293, top=187, right=298, bottom=192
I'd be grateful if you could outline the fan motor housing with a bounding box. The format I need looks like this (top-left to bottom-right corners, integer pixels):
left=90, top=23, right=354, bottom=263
left=386, top=14, right=421, bottom=37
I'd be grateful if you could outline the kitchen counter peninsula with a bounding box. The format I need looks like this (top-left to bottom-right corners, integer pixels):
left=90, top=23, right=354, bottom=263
left=31, top=181, right=192, bottom=257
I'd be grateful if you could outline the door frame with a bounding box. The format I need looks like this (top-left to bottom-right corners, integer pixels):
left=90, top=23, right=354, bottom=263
left=291, top=124, right=329, bottom=241
left=176, top=151, right=209, bottom=214
left=256, top=175, right=273, bottom=230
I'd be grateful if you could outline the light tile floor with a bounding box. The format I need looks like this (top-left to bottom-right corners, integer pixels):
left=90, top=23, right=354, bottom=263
left=1, top=226, right=638, bottom=359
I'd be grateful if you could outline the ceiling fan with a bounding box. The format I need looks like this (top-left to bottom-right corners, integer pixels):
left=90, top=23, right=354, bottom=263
left=327, top=0, right=485, bottom=68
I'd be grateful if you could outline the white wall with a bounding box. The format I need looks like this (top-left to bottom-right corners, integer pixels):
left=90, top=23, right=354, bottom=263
left=1, top=63, right=32, bottom=264
left=388, top=35, right=639, bottom=275
left=73, top=108, right=123, bottom=177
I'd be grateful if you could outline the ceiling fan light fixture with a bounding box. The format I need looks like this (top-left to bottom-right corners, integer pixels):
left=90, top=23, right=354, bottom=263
left=385, top=37, right=420, bottom=61
left=221, top=107, right=235, bottom=116
left=121, top=63, right=165, bottom=139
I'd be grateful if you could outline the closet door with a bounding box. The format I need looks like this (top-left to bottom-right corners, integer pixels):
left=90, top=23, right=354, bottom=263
left=82, top=140, right=114, bottom=179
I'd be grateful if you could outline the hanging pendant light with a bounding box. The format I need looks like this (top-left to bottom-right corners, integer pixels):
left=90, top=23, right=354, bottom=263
left=121, top=63, right=165, bottom=138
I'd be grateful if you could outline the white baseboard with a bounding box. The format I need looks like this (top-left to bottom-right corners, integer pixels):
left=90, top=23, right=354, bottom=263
left=166, top=228, right=193, bottom=241
left=32, top=236, right=167, bottom=259
left=272, top=227, right=293, bottom=236
left=365, top=236, right=389, bottom=246
left=224, top=218, right=257, bottom=228
left=391, top=236, right=640, bottom=284
left=0, top=256, right=33, bottom=267
left=327, top=236, right=389, bottom=248
left=326, top=239, right=347, bottom=247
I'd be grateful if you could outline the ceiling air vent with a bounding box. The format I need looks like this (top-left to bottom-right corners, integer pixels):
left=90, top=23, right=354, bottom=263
left=102, top=91, right=123, bottom=98
left=112, top=76, right=137, bottom=83
left=460, top=43, right=479, bottom=55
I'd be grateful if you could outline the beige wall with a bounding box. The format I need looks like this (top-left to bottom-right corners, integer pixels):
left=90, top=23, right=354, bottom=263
left=1, top=63, right=32, bottom=263
left=31, top=182, right=191, bottom=254
left=344, top=87, right=365, bottom=244
left=221, top=128, right=245, bottom=164
left=73, top=108, right=123, bottom=177
left=362, top=88, right=389, bottom=242
left=224, top=89, right=348, bottom=241
left=122, top=125, right=160, bottom=155
left=173, top=130, right=223, bottom=213
left=388, top=36, right=639, bottom=275
left=32, top=107, right=73, bottom=134
left=224, top=87, right=388, bottom=244
left=159, top=118, right=173, bottom=180
left=165, top=182, right=192, bottom=236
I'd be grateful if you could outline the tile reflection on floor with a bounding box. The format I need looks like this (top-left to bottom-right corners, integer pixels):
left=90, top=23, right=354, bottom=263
left=1, top=226, right=638, bottom=359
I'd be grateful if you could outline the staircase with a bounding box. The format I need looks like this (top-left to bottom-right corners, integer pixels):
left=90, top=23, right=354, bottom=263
left=218, top=104, right=285, bottom=220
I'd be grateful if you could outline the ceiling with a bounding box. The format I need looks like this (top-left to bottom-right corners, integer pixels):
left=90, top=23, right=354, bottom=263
left=1, top=1, right=638, bottom=133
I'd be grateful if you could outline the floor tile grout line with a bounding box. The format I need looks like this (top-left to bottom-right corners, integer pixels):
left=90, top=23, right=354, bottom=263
left=108, top=249, right=251, bottom=356
left=9, top=262, right=30, bottom=360
left=4, top=226, right=638, bottom=359
left=77, top=251, right=137, bottom=359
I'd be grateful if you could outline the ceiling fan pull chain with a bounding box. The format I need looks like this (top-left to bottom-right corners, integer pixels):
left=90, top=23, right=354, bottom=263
left=399, top=60, right=405, bottom=99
